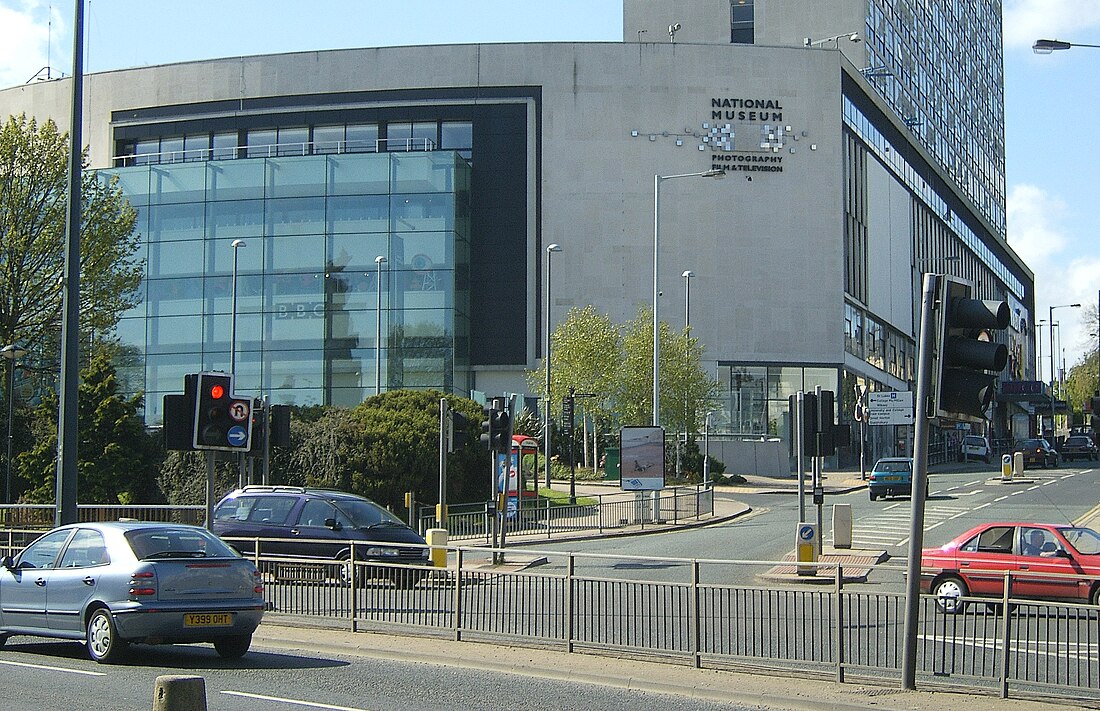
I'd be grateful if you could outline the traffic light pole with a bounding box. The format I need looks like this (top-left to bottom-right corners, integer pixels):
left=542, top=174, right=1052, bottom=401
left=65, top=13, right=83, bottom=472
left=205, top=451, right=216, bottom=532
left=902, top=272, right=939, bottom=690
left=439, top=398, right=448, bottom=526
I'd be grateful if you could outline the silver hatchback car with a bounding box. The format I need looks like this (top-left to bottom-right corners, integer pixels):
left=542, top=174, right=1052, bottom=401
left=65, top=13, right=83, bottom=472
left=0, top=521, right=264, bottom=663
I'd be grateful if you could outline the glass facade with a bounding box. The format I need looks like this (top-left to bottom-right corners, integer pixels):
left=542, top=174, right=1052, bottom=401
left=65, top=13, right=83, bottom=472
left=712, top=363, right=839, bottom=441
left=863, top=0, right=1006, bottom=235
left=103, top=151, right=471, bottom=424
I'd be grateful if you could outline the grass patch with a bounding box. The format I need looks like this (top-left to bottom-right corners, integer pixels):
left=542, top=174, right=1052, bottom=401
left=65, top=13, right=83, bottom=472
left=534, top=487, right=598, bottom=506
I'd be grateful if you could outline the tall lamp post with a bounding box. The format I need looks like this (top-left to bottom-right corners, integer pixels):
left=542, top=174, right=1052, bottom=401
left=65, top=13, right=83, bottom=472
left=682, top=270, right=695, bottom=331
left=1049, top=303, right=1081, bottom=439
left=545, top=243, right=562, bottom=488
left=230, top=239, right=246, bottom=381
left=375, top=255, right=388, bottom=395
left=653, top=170, right=724, bottom=427
left=2, top=344, right=26, bottom=504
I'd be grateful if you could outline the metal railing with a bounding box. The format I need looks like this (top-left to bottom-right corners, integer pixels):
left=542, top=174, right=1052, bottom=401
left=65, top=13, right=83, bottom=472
left=416, top=485, right=714, bottom=542
left=0, top=504, right=205, bottom=529
left=233, top=545, right=1100, bottom=702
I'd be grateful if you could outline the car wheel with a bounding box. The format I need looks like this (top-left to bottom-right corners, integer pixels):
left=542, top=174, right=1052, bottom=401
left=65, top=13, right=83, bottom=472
left=213, top=634, right=252, bottom=659
left=933, top=576, right=968, bottom=614
left=1090, top=586, right=1100, bottom=607
left=869, top=491, right=878, bottom=501
left=0, top=633, right=8, bottom=648
left=86, top=607, right=127, bottom=663
left=985, top=454, right=992, bottom=464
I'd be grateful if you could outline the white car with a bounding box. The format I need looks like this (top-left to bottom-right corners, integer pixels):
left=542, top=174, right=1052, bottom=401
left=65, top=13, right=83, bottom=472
left=959, top=435, right=992, bottom=464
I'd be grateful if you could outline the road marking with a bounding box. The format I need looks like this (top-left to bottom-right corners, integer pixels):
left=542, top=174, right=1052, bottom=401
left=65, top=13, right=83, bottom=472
left=1011, top=490, right=1026, bottom=495
left=965, top=480, right=981, bottom=487
left=884, top=503, right=903, bottom=510
left=221, top=691, right=373, bottom=710
left=994, top=496, right=1008, bottom=502
left=1042, top=480, right=1056, bottom=486
left=975, top=502, right=991, bottom=510
left=0, top=659, right=106, bottom=677
left=1061, top=474, right=1075, bottom=480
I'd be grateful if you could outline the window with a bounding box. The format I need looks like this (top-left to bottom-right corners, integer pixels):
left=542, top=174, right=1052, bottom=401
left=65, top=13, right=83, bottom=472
left=298, top=500, right=337, bottom=527
left=731, top=0, right=754, bottom=44
left=961, top=526, right=1013, bottom=554
left=59, top=529, right=109, bottom=568
left=15, top=529, right=73, bottom=570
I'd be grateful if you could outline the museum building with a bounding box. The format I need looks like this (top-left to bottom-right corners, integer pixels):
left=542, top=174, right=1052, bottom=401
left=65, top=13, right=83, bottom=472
left=0, top=0, right=1036, bottom=463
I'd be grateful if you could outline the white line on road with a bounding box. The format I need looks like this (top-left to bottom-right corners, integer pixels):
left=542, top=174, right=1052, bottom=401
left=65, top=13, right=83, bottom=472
left=995, top=495, right=1008, bottom=502
left=1061, top=474, right=1075, bottom=480
left=0, top=659, right=106, bottom=677
left=965, top=480, right=982, bottom=487
left=221, top=690, right=374, bottom=710
left=975, top=502, right=991, bottom=510
left=1042, top=480, right=1056, bottom=486
left=1028, top=485, right=1040, bottom=491
left=1011, top=490, right=1026, bottom=495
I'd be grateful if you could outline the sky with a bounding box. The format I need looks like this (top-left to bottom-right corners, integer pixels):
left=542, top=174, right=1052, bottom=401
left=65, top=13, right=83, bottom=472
left=0, top=0, right=1098, bottom=379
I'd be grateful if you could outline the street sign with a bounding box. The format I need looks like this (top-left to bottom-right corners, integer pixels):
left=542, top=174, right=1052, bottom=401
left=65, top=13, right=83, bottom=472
left=867, top=391, right=915, bottom=426
left=227, top=425, right=248, bottom=447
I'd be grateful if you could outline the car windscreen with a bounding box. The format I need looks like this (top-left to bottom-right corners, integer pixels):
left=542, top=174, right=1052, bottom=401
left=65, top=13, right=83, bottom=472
left=874, top=461, right=911, bottom=473
left=1059, top=527, right=1100, bottom=555
left=1066, top=437, right=1090, bottom=446
left=334, top=498, right=406, bottom=528
left=125, top=527, right=241, bottom=559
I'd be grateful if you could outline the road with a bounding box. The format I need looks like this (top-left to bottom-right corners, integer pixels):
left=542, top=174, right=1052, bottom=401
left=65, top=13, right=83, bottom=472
left=523, top=462, right=1100, bottom=587
left=0, top=636, right=757, bottom=711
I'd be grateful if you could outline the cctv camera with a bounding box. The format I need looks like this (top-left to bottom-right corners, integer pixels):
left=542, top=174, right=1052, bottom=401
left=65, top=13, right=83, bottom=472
left=849, top=33, right=861, bottom=42
left=670, top=23, right=681, bottom=32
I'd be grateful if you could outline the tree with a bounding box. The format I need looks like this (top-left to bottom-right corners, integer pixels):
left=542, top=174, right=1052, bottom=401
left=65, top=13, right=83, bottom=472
left=0, top=114, right=142, bottom=360
left=527, top=305, right=620, bottom=428
left=529, top=304, right=716, bottom=432
left=619, top=305, right=715, bottom=431
left=1065, top=302, right=1099, bottom=422
left=16, top=350, right=160, bottom=504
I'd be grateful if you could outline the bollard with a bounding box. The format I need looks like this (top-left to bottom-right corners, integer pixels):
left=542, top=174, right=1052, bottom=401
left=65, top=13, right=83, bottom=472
left=152, top=675, right=207, bottom=711
left=1001, top=453, right=1013, bottom=481
left=832, top=503, right=853, bottom=549
left=426, top=528, right=449, bottom=568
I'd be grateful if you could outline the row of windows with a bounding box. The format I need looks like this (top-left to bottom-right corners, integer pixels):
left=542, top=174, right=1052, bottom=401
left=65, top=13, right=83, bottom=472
left=843, top=100, right=1023, bottom=301
left=104, top=152, right=469, bottom=206
left=116, top=121, right=473, bottom=166
left=844, top=302, right=915, bottom=384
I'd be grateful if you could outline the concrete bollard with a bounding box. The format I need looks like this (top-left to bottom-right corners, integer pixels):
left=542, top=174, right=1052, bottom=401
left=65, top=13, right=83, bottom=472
left=832, top=503, right=852, bottom=549
left=152, top=675, right=207, bottom=711
left=426, top=528, right=449, bottom=568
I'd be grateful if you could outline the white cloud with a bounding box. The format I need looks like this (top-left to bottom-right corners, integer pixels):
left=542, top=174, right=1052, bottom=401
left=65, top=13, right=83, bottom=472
left=1008, top=183, right=1098, bottom=368
left=0, top=1, right=61, bottom=89
left=1003, top=0, right=1100, bottom=50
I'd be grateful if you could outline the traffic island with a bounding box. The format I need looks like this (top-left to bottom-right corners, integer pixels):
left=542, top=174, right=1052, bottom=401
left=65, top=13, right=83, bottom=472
left=757, top=547, right=888, bottom=584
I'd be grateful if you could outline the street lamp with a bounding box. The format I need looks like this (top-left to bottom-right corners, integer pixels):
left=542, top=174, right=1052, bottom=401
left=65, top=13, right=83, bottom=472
left=1033, top=39, right=1100, bottom=54
left=375, top=255, right=388, bottom=395
left=682, top=270, right=695, bottom=331
left=653, top=169, right=725, bottom=427
left=804, top=33, right=861, bottom=48
left=545, top=243, right=562, bottom=489
left=2, top=344, right=26, bottom=504
left=1049, top=303, right=1081, bottom=439
left=230, top=239, right=246, bottom=382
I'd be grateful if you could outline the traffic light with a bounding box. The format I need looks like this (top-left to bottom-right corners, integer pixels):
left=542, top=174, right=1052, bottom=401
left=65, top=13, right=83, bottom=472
left=480, top=405, right=495, bottom=450
left=933, top=276, right=1010, bottom=421
left=192, top=372, right=253, bottom=451
left=491, top=408, right=512, bottom=452
left=449, top=410, right=470, bottom=452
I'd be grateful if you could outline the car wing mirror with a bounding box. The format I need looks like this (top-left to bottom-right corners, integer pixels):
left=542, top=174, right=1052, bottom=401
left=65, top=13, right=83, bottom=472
left=324, top=517, right=341, bottom=531
left=1, top=555, right=13, bottom=570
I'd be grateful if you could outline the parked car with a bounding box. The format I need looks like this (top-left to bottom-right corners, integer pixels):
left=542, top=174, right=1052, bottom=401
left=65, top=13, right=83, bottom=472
left=868, top=457, right=926, bottom=501
left=1060, top=435, right=1099, bottom=462
left=0, top=521, right=264, bottom=663
left=920, top=522, right=1100, bottom=612
left=212, top=486, right=430, bottom=587
left=1012, top=438, right=1060, bottom=469
left=959, top=435, right=992, bottom=464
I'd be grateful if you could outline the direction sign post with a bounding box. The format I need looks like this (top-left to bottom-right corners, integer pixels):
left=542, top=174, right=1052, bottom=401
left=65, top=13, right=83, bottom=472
left=867, top=391, right=915, bottom=426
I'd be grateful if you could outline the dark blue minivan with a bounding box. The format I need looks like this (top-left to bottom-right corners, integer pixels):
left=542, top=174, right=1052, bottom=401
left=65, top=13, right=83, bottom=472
left=212, top=486, right=430, bottom=587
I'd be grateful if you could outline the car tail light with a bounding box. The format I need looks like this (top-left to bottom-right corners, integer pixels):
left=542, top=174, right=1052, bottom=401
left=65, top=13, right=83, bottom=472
left=253, top=570, right=264, bottom=594
left=129, top=569, right=157, bottom=598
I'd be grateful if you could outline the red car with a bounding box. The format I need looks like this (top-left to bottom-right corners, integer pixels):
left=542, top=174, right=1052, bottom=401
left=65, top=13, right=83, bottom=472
left=920, top=522, right=1100, bottom=612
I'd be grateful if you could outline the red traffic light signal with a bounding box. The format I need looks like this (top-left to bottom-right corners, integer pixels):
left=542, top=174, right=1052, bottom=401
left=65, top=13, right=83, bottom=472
left=209, top=383, right=225, bottom=400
